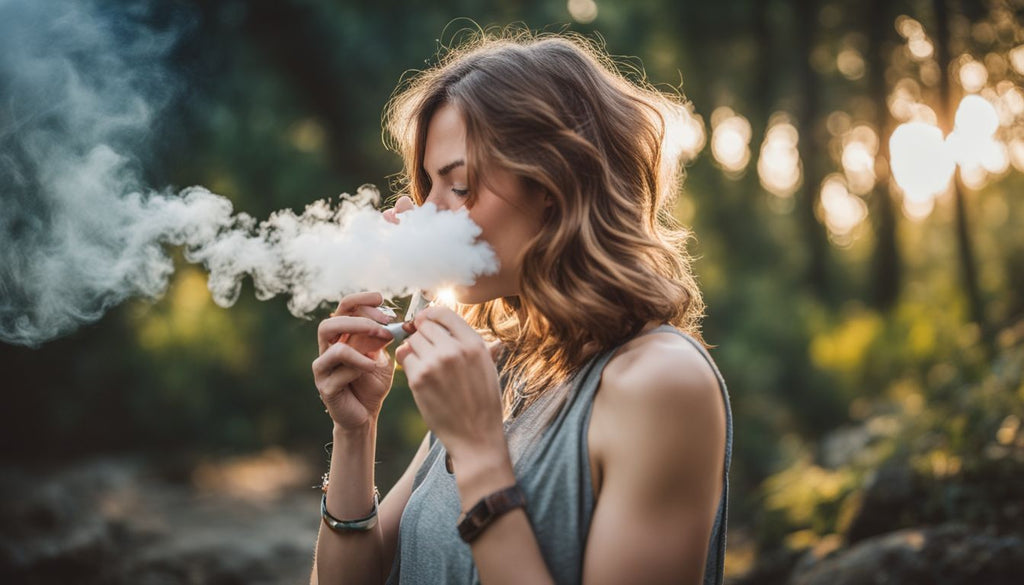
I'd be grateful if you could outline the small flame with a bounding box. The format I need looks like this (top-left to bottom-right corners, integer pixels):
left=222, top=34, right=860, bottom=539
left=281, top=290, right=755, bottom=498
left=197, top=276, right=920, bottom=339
left=433, top=287, right=459, bottom=309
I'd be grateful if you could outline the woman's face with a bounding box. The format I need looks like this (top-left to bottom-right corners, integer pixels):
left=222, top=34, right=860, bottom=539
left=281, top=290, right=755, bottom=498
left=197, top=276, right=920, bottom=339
left=421, top=103, right=547, bottom=304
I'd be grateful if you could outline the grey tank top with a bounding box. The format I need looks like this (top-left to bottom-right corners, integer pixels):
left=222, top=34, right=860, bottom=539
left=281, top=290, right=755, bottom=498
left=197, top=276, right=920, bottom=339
left=386, top=325, right=733, bottom=584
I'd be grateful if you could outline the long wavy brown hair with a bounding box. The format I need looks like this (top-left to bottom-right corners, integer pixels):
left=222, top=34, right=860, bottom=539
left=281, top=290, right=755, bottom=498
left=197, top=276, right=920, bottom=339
left=385, top=29, right=706, bottom=415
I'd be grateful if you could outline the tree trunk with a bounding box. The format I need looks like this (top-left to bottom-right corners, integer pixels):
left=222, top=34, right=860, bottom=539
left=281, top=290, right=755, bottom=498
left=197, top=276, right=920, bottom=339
left=795, top=0, right=833, bottom=302
left=932, top=0, right=987, bottom=330
left=866, top=0, right=902, bottom=310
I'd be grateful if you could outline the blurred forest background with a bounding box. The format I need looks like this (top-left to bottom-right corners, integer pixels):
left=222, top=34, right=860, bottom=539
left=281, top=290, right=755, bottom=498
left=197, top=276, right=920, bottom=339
left=2, top=0, right=1023, bottom=583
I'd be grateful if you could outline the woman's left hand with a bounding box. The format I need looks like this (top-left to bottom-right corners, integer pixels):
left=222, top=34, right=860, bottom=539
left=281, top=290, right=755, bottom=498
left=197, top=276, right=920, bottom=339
left=394, top=305, right=506, bottom=465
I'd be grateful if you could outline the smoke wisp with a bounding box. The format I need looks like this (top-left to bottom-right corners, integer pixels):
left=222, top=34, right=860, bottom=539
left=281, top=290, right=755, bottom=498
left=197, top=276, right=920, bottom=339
left=0, top=0, right=498, bottom=348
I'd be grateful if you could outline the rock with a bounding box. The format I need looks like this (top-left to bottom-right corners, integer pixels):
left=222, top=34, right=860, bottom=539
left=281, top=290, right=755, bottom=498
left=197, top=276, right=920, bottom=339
left=843, top=460, right=924, bottom=544
left=788, top=523, right=1024, bottom=585
left=727, top=545, right=805, bottom=585
left=0, top=456, right=321, bottom=585
left=0, top=460, right=133, bottom=584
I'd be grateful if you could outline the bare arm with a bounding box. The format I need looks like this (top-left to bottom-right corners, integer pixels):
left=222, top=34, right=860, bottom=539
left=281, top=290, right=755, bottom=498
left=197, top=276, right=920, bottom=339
left=311, top=431, right=431, bottom=585
left=309, top=289, right=430, bottom=585
left=583, top=335, right=727, bottom=584
left=451, top=335, right=726, bottom=585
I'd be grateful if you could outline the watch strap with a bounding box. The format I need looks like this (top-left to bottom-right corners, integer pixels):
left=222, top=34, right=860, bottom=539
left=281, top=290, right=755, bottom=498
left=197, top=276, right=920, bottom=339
left=457, top=484, right=526, bottom=543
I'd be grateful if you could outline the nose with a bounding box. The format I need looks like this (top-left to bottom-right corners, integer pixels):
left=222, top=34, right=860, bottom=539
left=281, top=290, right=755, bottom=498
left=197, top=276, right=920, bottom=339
left=424, top=187, right=459, bottom=211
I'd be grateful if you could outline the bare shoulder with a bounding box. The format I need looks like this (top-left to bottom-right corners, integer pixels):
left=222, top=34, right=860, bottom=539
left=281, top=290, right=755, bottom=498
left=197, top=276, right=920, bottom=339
left=589, top=330, right=726, bottom=495
left=600, top=330, right=722, bottom=409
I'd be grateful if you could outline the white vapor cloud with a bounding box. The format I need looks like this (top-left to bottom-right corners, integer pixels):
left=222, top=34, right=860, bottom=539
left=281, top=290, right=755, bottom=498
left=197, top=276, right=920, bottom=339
left=0, top=0, right=498, bottom=347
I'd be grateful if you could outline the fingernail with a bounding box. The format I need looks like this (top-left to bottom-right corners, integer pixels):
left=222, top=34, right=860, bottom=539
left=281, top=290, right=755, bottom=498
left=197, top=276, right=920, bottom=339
left=378, top=306, right=396, bottom=323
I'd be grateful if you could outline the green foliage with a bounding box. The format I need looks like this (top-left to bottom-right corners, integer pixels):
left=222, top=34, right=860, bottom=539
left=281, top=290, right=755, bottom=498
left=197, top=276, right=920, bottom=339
left=755, top=319, right=1024, bottom=553
left=2, top=1, right=1022, bottom=574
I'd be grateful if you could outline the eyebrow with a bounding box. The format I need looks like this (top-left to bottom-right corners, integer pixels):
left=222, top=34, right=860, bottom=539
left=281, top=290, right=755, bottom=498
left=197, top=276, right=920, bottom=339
left=435, top=159, right=465, bottom=178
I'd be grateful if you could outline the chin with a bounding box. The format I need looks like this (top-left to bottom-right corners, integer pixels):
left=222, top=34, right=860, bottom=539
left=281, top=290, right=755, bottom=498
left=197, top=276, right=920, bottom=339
left=453, top=283, right=506, bottom=306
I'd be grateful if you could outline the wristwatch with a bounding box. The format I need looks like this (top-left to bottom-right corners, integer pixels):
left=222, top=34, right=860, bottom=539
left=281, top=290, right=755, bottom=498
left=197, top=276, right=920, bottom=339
left=456, top=484, right=527, bottom=543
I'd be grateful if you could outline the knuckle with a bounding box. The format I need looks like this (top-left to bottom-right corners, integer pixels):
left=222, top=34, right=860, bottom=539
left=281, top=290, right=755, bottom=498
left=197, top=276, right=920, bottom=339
left=317, top=318, right=333, bottom=337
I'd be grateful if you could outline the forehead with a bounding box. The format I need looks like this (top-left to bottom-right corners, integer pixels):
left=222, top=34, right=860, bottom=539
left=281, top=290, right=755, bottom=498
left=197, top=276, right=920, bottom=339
left=423, top=103, right=466, bottom=171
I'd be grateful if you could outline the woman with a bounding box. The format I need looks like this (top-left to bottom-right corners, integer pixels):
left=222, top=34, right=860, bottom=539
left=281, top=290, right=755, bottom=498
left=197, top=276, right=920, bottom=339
left=310, top=30, right=732, bottom=585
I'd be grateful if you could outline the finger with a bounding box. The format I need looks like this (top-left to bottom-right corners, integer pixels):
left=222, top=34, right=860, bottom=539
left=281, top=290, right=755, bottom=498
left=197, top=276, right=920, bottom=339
left=352, top=305, right=393, bottom=325
left=382, top=208, right=399, bottom=225
left=321, top=366, right=363, bottom=392
left=332, top=292, right=385, bottom=317
left=347, top=330, right=393, bottom=356
left=414, top=306, right=477, bottom=343
left=394, top=195, right=415, bottom=214
left=413, top=318, right=453, bottom=343
left=314, top=341, right=378, bottom=376
left=318, top=315, right=390, bottom=354
left=403, top=330, right=431, bottom=358
left=395, top=340, right=417, bottom=367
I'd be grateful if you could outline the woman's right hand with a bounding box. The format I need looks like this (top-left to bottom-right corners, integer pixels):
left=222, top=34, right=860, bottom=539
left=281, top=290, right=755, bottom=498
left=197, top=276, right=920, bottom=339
left=313, top=291, right=396, bottom=432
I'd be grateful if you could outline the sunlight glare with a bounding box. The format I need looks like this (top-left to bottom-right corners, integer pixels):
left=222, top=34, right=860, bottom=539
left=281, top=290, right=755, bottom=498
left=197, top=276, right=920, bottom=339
left=889, top=122, right=955, bottom=203
left=432, top=287, right=459, bottom=309
left=945, top=95, right=1007, bottom=188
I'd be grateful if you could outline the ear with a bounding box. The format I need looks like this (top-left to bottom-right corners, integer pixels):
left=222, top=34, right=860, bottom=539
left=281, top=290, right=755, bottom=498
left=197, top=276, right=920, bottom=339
left=542, top=190, right=554, bottom=208
left=532, top=183, right=553, bottom=209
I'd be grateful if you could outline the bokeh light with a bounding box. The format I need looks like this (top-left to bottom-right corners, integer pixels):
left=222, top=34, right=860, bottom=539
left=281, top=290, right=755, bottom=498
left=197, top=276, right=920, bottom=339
left=840, top=125, right=879, bottom=195
left=891, top=91, right=1014, bottom=216
left=758, top=115, right=801, bottom=197
left=896, top=15, right=935, bottom=62
left=958, top=58, right=988, bottom=93
left=889, top=121, right=955, bottom=206
left=567, top=0, right=598, bottom=24
left=837, top=48, right=865, bottom=80
left=895, top=15, right=924, bottom=39
left=946, top=95, right=1007, bottom=189
left=908, top=36, right=934, bottom=60
left=954, top=94, right=1000, bottom=137
left=1008, top=44, right=1024, bottom=75
left=888, top=78, right=938, bottom=123
left=817, top=174, right=868, bottom=245
left=1008, top=137, right=1024, bottom=172
left=663, top=105, right=707, bottom=164
left=711, top=107, right=752, bottom=174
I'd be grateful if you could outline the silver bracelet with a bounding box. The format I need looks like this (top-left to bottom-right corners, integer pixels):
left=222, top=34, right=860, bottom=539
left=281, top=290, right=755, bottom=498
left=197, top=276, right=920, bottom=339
left=321, top=488, right=380, bottom=533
